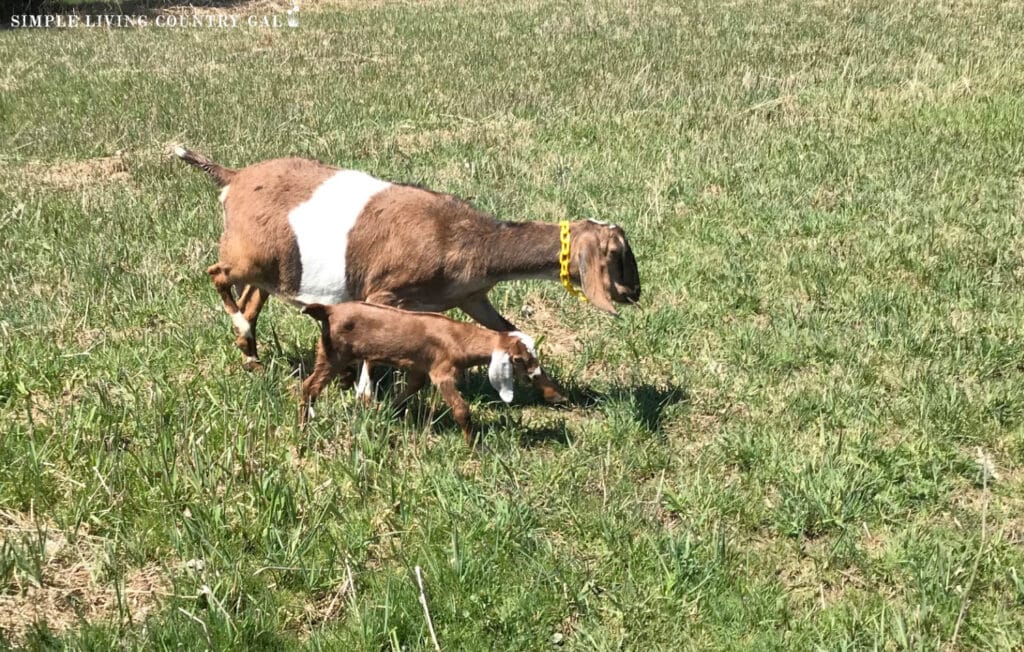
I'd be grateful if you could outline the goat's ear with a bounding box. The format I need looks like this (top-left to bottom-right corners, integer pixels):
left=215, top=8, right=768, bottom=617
left=578, top=234, right=618, bottom=316
left=619, top=238, right=640, bottom=298
left=488, top=350, right=515, bottom=403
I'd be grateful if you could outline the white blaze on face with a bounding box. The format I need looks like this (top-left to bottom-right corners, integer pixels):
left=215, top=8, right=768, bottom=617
left=288, top=170, right=392, bottom=305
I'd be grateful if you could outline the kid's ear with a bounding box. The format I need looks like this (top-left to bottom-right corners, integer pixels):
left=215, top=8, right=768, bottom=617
left=488, top=350, right=515, bottom=403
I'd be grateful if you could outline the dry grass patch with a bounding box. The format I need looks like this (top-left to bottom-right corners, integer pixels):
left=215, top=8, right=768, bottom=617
left=0, top=511, right=167, bottom=646
left=13, top=154, right=130, bottom=191
left=390, top=114, right=536, bottom=157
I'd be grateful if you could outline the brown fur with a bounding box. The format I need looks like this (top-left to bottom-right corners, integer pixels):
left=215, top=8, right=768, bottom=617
left=174, top=147, right=640, bottom=392
left=187, top=154, right=334, bottom=366
left=299, top=302, right=543, bottom=448
left=217, top=158, right=333, bottom=297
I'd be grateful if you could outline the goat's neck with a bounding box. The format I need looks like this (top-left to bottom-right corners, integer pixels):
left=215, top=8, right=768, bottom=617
left=457, top=328, right=506, bottom=367
left=478, top=221, right=562, bottom=282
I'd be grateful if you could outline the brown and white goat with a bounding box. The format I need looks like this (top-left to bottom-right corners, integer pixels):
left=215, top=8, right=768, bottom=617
left=299, top=302, right=545, bottom=448
left=173, top=146, right=640, bottom=401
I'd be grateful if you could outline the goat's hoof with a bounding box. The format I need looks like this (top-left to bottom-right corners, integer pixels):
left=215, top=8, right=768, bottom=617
left=242, top=356, right=263, bottom=372
left=542, top=389, right=568, bottom=405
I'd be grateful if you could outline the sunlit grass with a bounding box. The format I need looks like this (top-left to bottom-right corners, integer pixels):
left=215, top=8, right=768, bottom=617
left=2, top=0, right=1024, bottom=648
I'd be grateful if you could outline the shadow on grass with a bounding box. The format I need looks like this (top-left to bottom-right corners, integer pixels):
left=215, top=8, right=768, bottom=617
left=282, top=353, right=687, bottom=444
left=399, top=406, right=574, bottom=449
left=623, top=384, right=689, bottom=433
left=516, top=422, right=571, bottom=447
left=551, top=379, right=690, bottom=434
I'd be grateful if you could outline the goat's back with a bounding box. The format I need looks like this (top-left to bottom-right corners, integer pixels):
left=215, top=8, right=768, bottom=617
left=216, top=157, right=494, bottom=310
left=319, top=302, right=485, bottom=368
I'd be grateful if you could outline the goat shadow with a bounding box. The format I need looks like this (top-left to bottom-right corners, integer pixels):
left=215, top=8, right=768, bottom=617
left=281, top=346, right=688, bottom=443
left=463, top=371, right=689, bottom=437
left=279, top=358, right=578, bottom=445
left=610, top=383, right=689, bottom=434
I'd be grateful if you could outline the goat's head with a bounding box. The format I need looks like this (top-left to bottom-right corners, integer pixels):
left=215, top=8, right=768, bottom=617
left=571, top=220, right=641, bottom=316
left=508, top=331, right=542, bottom=379
left=488, top=332, right=542, bottom=404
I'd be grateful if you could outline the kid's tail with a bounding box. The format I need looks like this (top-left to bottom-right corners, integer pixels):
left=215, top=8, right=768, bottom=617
left=172, top=145, right=237, bottom=187
left=301, top=303, right=330, bottom=323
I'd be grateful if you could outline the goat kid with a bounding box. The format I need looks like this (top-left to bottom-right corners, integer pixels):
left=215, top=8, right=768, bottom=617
left=173, top=146, right=640, bottom=402
left=299, top=302, right=545, bottom=448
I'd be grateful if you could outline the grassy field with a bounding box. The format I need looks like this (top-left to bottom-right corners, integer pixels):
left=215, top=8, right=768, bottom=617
left=2, top=0, right=1024, bottom=648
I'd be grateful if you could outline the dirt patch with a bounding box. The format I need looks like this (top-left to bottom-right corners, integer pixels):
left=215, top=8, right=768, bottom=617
left=502, top=290, right=582, bottom=363
left=0, top=510, right=167, bottom=646
left=296, top=558, right=357, bottom=635
left=772, top=536, right=882, bottom=611
left=16, top=154, right=130, bottom=190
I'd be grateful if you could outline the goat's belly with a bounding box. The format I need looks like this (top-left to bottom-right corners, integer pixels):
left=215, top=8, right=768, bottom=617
left=287, top=169, right=392, bottom=305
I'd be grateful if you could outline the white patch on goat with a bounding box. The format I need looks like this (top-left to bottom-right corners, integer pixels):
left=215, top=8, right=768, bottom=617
left=355, top=362, right=373, bottom=400
left=172, top=145, right=187, bottom=159
left=231, top=312, right=252, bottom=339
left=288, top=170, right=392, bottom=304
left=219, top=185, right=230, bottom=204
left=488, top=350, right=515, bottom=403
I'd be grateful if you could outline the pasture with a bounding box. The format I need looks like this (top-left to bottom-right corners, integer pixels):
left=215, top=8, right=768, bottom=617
left=2, top=0, right=1024, bottom=648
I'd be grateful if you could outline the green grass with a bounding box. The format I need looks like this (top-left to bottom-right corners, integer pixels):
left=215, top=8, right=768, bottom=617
left=2, top=0, right=1024, bottom=648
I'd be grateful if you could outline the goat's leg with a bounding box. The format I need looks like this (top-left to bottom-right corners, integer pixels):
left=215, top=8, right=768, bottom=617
left=458, top=295, right=516, bottom=331
left=236, top=285, right=268, bottom=371
left=432, top=374, right=477, bottom=449
left=459, top=295, right=567, bottom=404
left=356, top=290, right=402, bottom=403
left=355, top=362, right=374, bottom=405
left=299, top=342, right=340, bottom=428
left=207, top=263, right=255, bottom=366
left=393, top=370, right=428, bottom=416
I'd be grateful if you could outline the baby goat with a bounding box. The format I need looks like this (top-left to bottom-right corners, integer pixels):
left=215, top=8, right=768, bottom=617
left=173, top=146, right=640, bottom=403
left=299, top=302, right=546, bottom=448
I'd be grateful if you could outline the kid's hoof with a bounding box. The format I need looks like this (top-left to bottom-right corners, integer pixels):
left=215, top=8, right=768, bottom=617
left=242, top=356, right=263, bottom=372
left=542, top=387, right=568, bottom=404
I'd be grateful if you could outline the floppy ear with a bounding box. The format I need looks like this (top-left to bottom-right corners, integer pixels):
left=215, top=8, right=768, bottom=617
left=577, top=234, right=618, bottom=316
left=614, top=236, right=638, bottom=302
left=617, top=237, right=641, bottom=302
left=488, top=350, right=515, bottom=403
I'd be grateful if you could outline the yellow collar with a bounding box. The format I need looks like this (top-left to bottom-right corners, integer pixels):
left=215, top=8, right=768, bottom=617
left=559, top=221, right=587, bottom=302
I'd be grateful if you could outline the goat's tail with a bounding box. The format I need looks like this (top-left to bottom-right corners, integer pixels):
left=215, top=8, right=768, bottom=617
left=302, top=303, right=330, bottom=323
left=172, top=145, right=237, bottom=187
